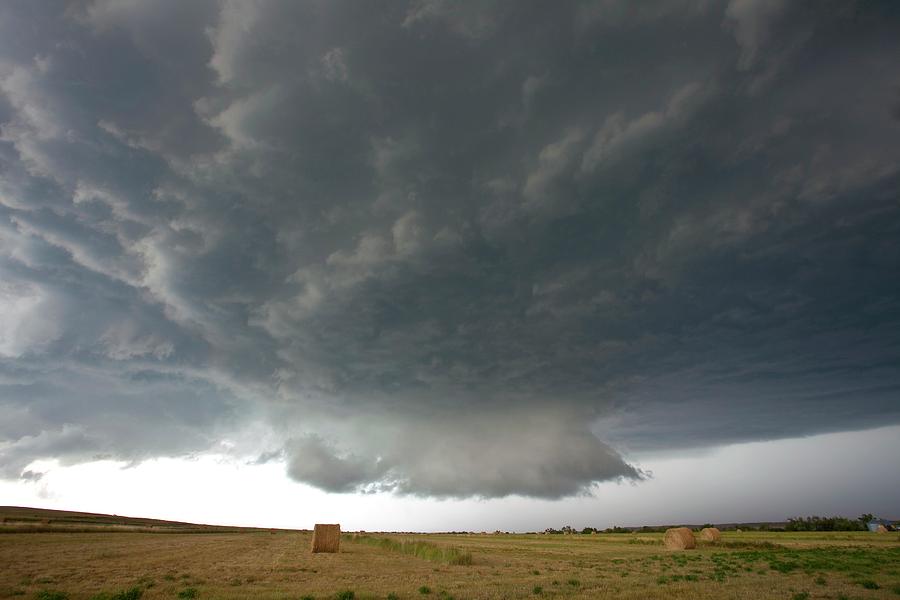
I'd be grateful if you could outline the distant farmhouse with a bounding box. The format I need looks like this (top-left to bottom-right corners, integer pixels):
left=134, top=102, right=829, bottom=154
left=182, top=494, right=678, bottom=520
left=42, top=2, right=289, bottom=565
left=867, top=518, right=894, bottom=532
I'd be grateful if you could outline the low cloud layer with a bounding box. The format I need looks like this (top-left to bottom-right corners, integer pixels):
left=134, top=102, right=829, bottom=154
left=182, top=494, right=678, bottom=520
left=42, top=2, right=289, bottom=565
left=283, top=408, right=642, bottom=498
left=1, top=1, right=899, bottom=498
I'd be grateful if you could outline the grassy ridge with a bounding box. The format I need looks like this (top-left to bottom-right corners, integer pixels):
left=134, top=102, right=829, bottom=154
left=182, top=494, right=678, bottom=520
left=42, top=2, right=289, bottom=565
left=0, top=506, right=290, bottom=534
left=0, top=525, right=253, bottom=534
left=352, top=534, right=474, bottom=565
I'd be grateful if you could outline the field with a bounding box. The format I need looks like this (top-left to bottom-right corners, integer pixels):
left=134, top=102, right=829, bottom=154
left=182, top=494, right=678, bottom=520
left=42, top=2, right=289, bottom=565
left=2, top=509, right=899, bottom=600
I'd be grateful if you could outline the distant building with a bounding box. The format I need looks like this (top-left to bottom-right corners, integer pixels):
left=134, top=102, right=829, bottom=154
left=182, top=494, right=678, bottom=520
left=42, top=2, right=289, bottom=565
left=867, top=518, right=893, bottom=532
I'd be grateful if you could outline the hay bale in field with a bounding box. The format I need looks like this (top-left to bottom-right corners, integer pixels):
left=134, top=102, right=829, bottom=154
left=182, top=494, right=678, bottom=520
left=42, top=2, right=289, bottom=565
left=663, top=527, right=696, bottom=550
left=311, top=523, right=341, bottom=553
left=700, top=527, right=721, bottom=542
left=876, top=524, right=888, bottom=533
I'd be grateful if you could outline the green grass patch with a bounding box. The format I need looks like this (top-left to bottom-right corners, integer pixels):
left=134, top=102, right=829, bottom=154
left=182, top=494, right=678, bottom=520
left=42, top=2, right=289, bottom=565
left=627, top=538, right=657, bottom=545
left=89, top=587, right=143, bottom=600
left=727, top=546, right=900, bottom=578
left=720, top=541, right=782, bottom=550
left=769, top=559, right=800, bottom=573
left=353, top=535, right=473, bottom=566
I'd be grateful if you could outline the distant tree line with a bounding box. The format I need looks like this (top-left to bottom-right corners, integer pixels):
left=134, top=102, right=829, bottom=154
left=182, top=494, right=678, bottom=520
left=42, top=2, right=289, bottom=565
left=543, top=525, right=669, bottom=534
left=783, top=515, right=871, bottom=532
left=539, top=514, right=879, bottom=534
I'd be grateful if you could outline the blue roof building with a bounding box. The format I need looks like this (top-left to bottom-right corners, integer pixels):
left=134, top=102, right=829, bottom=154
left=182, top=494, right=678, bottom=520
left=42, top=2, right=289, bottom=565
left=867, top=518, right=893, bottom=532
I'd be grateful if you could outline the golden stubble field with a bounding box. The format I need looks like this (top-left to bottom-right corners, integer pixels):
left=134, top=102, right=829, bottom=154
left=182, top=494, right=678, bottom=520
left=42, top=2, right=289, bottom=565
left=2, top=530, right=899, bottom=600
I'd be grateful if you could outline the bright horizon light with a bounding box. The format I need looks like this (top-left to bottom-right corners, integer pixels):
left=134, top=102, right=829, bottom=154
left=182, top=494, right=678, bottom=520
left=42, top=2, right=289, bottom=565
left=4, top=426, right=897, bottom=532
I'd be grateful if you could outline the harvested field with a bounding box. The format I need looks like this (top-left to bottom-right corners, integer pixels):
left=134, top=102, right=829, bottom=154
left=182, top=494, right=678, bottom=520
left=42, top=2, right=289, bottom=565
left=2, top=525, right=899, bottom=599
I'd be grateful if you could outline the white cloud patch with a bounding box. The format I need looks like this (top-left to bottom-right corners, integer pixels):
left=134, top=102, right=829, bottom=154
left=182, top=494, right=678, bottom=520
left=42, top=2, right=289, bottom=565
left=321, top=47, right=349, bottom=83
left=724, top=0, right=788, bottom=69
left=581, top=81, right=712, bottom=172
left=207, top=0, right=263, bottom=85
left=0, top=282, right=61, bottom=358
left=402, top=0, right=506, bottom=39
left=522, top=129, right=586, bottom=214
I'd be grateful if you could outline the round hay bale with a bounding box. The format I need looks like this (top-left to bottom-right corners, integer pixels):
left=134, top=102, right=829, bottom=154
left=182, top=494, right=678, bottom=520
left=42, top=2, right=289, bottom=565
left=876, top=524, right=888, bottom=533
left=310, top=523, right=341, bottom=553
left=700, top=527, right=722, bottom=542
left=664, top=527, right=696, bottom=550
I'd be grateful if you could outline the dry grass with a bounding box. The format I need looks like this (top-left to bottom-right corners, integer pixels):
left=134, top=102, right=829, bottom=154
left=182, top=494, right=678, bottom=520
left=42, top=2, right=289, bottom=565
left=353, top=535, right=473, bottom=565
left=1, top=529, right=899, bottom=599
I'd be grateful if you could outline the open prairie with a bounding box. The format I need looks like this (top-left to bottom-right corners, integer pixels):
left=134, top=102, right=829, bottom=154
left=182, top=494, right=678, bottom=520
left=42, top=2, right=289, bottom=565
left=2, top=516, right=899, bottom=600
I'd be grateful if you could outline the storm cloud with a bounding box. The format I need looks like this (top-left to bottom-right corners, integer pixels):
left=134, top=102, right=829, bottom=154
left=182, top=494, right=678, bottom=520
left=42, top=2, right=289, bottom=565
left=1, top=0, right=899, bottom=498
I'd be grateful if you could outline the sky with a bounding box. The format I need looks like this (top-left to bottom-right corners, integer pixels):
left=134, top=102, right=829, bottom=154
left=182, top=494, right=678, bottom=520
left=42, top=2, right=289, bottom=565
left=1, top=0, right=899, bottom=530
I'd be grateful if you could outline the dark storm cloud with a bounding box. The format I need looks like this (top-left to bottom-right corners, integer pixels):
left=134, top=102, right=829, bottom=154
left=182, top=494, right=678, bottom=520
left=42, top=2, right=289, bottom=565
left=1, top=0, right=899, bottom=498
